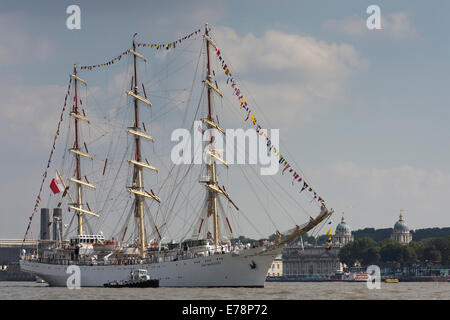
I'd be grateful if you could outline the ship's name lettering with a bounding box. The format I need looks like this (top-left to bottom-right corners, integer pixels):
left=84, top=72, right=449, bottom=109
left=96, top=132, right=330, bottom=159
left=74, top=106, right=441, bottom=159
left=201, top=261, right=221, bottom=267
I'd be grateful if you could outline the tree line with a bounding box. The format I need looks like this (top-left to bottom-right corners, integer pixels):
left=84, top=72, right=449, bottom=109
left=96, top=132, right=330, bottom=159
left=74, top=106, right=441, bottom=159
left=352, top=227, right=450, bottom=242
left=338, top=236, right=450, bottom=267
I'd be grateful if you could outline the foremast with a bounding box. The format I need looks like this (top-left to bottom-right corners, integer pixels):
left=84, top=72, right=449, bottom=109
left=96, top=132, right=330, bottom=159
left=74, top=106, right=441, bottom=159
left=69, top=66, right=98, bottom=236
left=126, top=35, right=159, bottom=259
left=200, top=26, right=334, bottom=249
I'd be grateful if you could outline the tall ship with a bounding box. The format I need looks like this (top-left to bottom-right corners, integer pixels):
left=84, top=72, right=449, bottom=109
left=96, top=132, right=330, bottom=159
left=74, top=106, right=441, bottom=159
left=20, top=25, right=334, bottom=287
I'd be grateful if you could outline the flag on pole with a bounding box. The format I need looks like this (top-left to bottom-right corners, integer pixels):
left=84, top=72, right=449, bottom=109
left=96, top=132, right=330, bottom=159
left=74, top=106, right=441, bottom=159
left=49, top=173, right=64, bottom=194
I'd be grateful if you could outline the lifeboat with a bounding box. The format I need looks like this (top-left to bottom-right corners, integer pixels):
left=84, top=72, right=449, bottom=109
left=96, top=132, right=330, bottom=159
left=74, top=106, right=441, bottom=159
left=93, top=241, right=118, bottom=251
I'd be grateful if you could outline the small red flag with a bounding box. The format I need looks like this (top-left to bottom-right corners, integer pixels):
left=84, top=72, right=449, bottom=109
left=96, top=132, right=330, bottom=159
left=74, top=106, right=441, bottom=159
left=49, top=173, right=64, bottom=194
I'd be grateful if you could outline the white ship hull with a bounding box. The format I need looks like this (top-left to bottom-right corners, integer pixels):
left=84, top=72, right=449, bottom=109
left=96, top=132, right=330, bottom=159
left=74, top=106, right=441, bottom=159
left=20, top=247, right=281, bottom=287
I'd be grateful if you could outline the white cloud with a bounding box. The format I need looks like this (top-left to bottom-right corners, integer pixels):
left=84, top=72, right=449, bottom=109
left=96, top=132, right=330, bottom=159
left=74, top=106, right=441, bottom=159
left=0, top=80, right=108, bottom=151
left=0, top=13, right=54, bottom=66
left=311, top=162, right=450, bottom=230
left=322, top=15, right=367, bottom=36
left=0, top=84, right=66, bottom=148
left=213, top=27, right=366, bottom=77
left=322, top=11, right=420, bottom=39
left=386, top=12, right=420, bottom=39
left=151, top=5, right=224, bottom=32
left=211, top=27, right=366, bottom=128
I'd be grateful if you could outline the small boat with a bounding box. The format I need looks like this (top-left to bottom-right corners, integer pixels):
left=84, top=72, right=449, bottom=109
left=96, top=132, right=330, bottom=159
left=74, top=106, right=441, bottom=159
left=384, top=278, right=399, bottom=283
left=36, top=277, right=46, bottom=284
left=104, top=269, right=159, bottom=288
left=352, top=273, right=370, bottom=282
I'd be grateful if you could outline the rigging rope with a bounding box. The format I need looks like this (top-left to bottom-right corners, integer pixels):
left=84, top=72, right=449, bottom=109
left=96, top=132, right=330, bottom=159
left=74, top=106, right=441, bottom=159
left=22, top=76, right=73, bottom=244
left=208, top=31, right=327, bottom=207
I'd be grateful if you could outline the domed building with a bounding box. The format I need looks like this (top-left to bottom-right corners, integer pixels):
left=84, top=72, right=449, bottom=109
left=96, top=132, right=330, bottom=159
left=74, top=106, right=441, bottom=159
left=391, top=211, right=412, bottom=244
left=333, top=213, right=354, bottom=247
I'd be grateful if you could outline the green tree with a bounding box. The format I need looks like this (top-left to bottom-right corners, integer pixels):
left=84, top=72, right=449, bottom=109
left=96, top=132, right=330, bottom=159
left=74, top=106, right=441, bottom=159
left=360, top=246, right=380, bottom=266
left=401, top=246, right=417, bottom=264
left=338, top=237, right=378, bottom=267
left=424, top=247, right=442, bottom=263
left=408, top=241, right=425, bottom=261
left=430, top=237, right=450, bottom=265
left=380, top=241, right=404, bottom=263
left=338, top=242, right=357, bottom=266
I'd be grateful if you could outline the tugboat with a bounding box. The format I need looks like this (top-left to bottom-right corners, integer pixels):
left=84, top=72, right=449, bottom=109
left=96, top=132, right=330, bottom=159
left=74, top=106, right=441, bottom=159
left=104, top=269, right=159, bottom=288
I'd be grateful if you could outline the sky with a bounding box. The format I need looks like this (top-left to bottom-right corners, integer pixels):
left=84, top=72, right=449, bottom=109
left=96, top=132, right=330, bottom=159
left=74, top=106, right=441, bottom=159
left=1, top=0, right=449, bottom=240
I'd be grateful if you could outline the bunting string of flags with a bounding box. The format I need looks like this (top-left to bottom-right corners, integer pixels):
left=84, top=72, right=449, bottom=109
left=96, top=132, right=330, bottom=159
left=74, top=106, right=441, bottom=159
left=212, top=39, right=326, bottom=205
left=22, top=77, right=73, bottom=244
left=80, top=28, right=201, bottom=71
left=136, top=28, right=201, bottom=50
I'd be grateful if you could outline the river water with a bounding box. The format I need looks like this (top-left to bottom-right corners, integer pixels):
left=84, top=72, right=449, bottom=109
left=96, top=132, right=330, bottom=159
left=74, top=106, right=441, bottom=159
left=0, top=281, right=449, bottom=300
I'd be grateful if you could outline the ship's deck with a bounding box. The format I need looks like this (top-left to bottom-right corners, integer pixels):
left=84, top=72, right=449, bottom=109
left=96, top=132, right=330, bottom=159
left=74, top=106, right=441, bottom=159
left=21, top=242, right=267, bottom=266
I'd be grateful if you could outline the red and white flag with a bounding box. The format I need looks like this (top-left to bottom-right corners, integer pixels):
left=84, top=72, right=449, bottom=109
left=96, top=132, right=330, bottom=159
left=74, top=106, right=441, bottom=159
left=49, top=173, right=64, bottom=194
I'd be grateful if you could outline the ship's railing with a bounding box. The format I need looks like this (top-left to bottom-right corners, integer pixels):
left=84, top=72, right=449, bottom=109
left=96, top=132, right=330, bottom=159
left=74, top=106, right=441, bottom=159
left=0, top=239, right=38, bottom=247
left=21, top=241, right=272, bottom=266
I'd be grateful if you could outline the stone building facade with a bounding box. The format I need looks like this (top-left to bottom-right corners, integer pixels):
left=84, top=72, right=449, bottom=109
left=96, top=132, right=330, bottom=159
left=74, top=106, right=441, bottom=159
left=267, top=255, right=283, bottom=277
left=278, top=214, right=355, bottom=278
left=282, top=246, right=343, bottom=277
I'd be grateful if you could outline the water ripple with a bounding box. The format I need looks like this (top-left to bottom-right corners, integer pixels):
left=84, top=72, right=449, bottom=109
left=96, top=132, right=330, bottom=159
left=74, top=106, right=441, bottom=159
left=1, top=281, right=449, bottom=300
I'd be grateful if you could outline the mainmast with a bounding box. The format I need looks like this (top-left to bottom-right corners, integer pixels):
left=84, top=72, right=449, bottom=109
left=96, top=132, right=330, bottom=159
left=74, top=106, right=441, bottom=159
left=126, top=35, right=159, bottom=259
left=201, top=24, right=238, bottom=246
left=133, top=37, right=146, bottom=259
left=205, top=25, right=219, bottom=246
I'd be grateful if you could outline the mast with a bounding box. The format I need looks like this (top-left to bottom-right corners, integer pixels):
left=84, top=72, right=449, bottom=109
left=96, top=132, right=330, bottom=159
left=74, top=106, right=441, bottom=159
left=126, top=34, right=157, bottom=259
left=133, top=36, right=145, bottom=259
left=200, top=24, right=239, bottom=246
left=69, top=65, right=98, bottom=235
left=73, top=65, right=83, bottom=235
left=204, top=24, right=220, bottom=246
